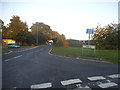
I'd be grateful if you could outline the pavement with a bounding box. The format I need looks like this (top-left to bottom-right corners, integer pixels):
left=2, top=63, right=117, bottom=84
left=2, top=45, right=120, bottom=90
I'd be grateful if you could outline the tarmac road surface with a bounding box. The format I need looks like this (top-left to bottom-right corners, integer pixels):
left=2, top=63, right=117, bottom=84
left=2, top=45, right=119, bottom=89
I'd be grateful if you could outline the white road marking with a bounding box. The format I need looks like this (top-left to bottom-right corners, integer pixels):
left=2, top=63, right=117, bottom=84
left=31, top=83, right=52, bottom=89
left=106, top=80, right=111, bottom=83
left=108, top=74, right=120, bottom=79
left=27, top=50, right=41, bottom=55
left=61, top=79, right=82, bottom=86
left=76, top=84, right=91, bottom=89
left=11, top=87, right=16, bottom=90
left=4, top=58, right=12, bottom=62
left=14, top=46, right=39, bottom=53
left=5, top=55, right=22, bottom=62
left=13, top=55, right=22, bottom=59
left=27, top=52, right=33, bottom=55
left=98, top=82, right=117, bottom=88
left=88, top=76, right=106, bottom=81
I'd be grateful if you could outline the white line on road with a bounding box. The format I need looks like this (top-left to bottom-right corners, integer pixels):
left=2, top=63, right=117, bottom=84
left=88, top=76, right=106, bottom=81
left=27, top=50, right=42, bottom=55
left=31, top=83, right=52, bottom=89
left=61, top=79, right=82, bottom=86
left=4, top=58, right=11, bottom=62
left=5, top=55, right=22, bottom=62
left=13, top=55, right=22, bottom=59
left=27, top=52, right=33, bottom=55
left=11, top=87, right=16, bottom=90
left=98, top=82, right=117, bottom=88
left=108, top=74, right=120, bottom=79
left=76, top=84, right=91, bottom=89
left=20, top=47, right=38, bottom=52
left=13, top=46, right=39, bottom=53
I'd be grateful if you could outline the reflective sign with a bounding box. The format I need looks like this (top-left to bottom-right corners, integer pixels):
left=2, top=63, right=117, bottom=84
left=86, top=29, right=94, bottom=34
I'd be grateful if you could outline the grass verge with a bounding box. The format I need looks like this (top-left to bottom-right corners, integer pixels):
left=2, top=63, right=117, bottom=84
left=2, top=48, right=10, bottom=54
left=51, top=46, right=119, bottom=64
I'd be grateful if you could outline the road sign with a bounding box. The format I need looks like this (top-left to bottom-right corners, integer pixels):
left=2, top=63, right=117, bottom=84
left=82, top=45, right=95, bottom=49
left=82, top=45, right=96, bottom=55
left=86, top=29, right=94, bottom=34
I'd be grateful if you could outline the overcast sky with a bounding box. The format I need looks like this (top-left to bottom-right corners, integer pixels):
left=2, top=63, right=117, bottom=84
left=0, top=0, right=119, bottom=40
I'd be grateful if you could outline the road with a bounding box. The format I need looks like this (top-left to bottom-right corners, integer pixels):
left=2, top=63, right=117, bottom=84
left=2, top=45, right=119, bottom=89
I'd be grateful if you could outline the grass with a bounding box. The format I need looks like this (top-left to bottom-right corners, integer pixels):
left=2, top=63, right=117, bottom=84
left=51, top=46, right=119, bottom=64
left=2, top=48, right=10, bottom=54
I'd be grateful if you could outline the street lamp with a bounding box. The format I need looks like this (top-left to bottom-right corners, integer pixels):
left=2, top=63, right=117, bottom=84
left=36, top=23, right=39, bottom=46
left=36, top=26, right=38, bottom=45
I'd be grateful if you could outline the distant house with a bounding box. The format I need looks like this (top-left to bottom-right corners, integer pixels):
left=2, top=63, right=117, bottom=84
left=67, top=39, right=90, bottom=47
left=2, top=39, right=16, bottom=45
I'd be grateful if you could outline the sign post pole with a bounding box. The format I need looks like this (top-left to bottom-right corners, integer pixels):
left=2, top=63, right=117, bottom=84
left=88, top=33, right=90, bottom=55
left=86, top=29, right=94, bottom=55
left=94, top=47, right=96, bottom=55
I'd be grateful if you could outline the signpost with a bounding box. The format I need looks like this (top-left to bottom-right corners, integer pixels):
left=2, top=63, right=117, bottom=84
left=86, top=29, right=94, bottom=48
left=82, top=29, right=95, bottom=55
left=86, top=29, right=94, bottom=34
left=82, top=45, right=96, bottom=55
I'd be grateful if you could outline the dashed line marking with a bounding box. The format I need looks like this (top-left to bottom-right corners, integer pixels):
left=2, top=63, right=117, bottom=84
left=61, top=79, right=82, bottom=86
left=4, top=58, right=11, bottom=62
left=76, top=84, right=91, bottom=89
left=11, top=87, right=16, bottom=90
left=88, top=76, right=106, bottom=81
left=4, top=55, right=22, bottom=62
left=27, top=50, right=42, bottom=55
left=108, top=74, right=120, bottom=79
left=98, top=82, right=118, bottom=88
left=13, top=55, right=22, bottom=59
left=13, top=46, right=39, bottom=53
left=31, top=82, right=52, bottom=89
left=27, top=52, right=34, bottom=55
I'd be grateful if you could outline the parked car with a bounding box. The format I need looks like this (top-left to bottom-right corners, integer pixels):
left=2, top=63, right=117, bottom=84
left=7, top=43, right=20, bottom=48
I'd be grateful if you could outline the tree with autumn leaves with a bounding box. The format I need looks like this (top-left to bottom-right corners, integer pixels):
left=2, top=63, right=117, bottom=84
left=2, top=16, right=28, bottom=39
left=2, top=16, right=68, bottom=46
left=92, top=23, right=118, bottom=49
left=30, top=22, right=68, bottom=46
left=3, top=15, right=118, bottom=49
left=2, top=16, right=34, bottom=45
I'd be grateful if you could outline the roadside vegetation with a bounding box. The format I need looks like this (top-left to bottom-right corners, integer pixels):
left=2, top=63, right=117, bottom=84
left=51, top=46, right=119, bottom=64
left=1, top=16, right=119, bottom=63
left=2, top=16, right=68, bottom=46
left=2, top=49, right=10, bottom=54
left=51, top=23, right=119, bottom=64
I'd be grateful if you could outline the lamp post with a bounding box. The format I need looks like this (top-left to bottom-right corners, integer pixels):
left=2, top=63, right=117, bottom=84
left=36, top=23, right=39, bottom=46
left=36, top=26, right=38, bottom=45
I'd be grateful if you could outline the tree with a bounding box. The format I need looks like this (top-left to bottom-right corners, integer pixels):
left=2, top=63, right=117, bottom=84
left=30, top=22, right=50, bottom=45
left=2, top=15, right=28, bottom=39
left=92, top=23, right=118, bottom=49
left=2, top=16, right=36, bottom=45
left=15, top=31, right=35, bottom=45
left=30, top=22, right=68, bottom=46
